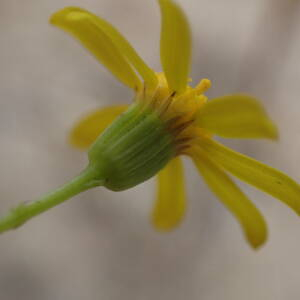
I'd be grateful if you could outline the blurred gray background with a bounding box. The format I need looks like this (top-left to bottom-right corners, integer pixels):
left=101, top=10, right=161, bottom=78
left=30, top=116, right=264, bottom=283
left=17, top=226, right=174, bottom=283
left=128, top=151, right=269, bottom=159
left=1, top=0, right=300, bottom=299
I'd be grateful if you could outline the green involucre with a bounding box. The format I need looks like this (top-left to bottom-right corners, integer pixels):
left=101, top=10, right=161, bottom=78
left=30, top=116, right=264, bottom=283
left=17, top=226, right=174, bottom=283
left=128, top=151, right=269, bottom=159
left=88, top=102, right=176, bottom=191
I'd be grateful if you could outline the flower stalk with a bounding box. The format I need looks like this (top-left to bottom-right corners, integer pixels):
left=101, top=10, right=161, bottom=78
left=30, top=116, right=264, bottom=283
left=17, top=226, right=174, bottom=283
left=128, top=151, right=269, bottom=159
left=0, top=166, right=105, bottom=233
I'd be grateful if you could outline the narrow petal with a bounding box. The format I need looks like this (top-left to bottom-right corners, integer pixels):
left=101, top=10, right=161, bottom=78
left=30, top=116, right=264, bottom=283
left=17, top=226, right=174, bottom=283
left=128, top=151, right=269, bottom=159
left=87, top=12, right=158, bottom=90
left=52, top=7, right=157, bottom=89
left=196, top=95, right=278, bottom=139
left=193, top=148, right=267, bottom=248
left=198, top=138, right=300, bottom=215
left=50, top=7, right=141, bottom=90
left=70, top=105, right=128, bottom=149
left=158, top=0, right=191, bottom=93
left=152, top=157, right=186, bottom=231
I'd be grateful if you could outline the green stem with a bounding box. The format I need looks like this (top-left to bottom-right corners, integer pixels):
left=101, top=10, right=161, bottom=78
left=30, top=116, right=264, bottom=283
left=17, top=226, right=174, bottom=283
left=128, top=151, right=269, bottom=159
left=0, top=165, right=104, bottom=234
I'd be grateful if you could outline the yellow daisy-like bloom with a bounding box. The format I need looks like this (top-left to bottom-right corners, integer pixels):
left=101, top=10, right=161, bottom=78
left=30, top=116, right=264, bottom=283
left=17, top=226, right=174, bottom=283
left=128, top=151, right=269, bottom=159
left=49, top=0, right=299, bottom=248
left=0, top=0, right=299, bottom=249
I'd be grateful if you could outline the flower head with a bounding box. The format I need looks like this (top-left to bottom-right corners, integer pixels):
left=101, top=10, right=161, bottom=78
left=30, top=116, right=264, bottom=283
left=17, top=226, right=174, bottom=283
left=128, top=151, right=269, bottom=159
left=0, top=0, right=299, bottom=249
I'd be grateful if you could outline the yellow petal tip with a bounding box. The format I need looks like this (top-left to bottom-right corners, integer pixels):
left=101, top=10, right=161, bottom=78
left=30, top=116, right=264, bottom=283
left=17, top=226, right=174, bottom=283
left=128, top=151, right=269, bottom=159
left=247, top=230, right=268, bottom=249
left=151, top=216, right=181, bottom=232
left=49, top=7, right=81, bottom=25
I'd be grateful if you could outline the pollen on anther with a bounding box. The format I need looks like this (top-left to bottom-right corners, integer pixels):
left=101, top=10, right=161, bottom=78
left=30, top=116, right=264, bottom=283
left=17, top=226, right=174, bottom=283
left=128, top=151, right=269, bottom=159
left=196, top=79, right=211, bottom=95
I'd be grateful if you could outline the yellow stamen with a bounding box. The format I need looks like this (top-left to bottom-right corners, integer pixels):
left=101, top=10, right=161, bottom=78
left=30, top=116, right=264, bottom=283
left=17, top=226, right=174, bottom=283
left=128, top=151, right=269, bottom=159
left=135, top=73, right=212, bottom=154
left=196, top=78, right=211, bottom=95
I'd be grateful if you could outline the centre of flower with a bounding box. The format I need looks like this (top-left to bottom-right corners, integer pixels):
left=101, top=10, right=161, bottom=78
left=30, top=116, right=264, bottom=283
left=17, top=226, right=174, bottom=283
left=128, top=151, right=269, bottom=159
left=136, top=73, right=212, bottom=154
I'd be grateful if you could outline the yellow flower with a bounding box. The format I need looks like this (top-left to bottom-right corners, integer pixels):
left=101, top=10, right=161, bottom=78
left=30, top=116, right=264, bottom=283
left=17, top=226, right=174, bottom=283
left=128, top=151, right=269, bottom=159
left=48, top=0, right=300, bottom=249
left=0, top=0, right=299, bottom=249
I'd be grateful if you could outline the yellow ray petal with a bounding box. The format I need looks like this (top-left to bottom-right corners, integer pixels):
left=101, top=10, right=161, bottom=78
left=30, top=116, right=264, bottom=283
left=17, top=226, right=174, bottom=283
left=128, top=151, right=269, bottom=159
left=198, top=138, right=300, bottom=215
left=158, top=0, right=191, bottom=93
left=152, top=157, right=186, bottom=231
left=53, top=7, right=157, bottom=90
left=193, top=148, right=267, bottom=248
left=70, top=105, right=128, bottom=149
left=87, top=12, right=158, bottom=90
left=196, top=95, right=278, bottom=139
left=50, top=7, right=141, bottom=90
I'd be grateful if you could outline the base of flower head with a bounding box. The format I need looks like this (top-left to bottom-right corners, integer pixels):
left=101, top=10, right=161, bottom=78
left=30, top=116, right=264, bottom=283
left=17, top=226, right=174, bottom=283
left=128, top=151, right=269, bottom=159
left=88, top=102, right=178, bottom=191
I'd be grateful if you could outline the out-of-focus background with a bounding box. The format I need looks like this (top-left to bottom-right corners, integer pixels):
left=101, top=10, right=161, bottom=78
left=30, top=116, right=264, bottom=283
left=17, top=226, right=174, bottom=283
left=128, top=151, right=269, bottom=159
left=1, top=0, right=300, bottom=299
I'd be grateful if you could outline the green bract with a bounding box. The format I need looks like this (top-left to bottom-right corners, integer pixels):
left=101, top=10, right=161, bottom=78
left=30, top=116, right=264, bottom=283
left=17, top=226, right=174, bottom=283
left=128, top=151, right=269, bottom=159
left=88, top=103, right=176, bottom=191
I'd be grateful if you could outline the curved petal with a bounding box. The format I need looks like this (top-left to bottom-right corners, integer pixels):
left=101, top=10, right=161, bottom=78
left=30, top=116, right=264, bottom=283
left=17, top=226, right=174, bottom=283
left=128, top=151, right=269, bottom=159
left=196, top=95, right=278, bottom=139
left=193, top=148, right=267, bottom=248
left=50, top=7, right=142, bottom=90
left=152, top=157, right=186, bottom=231
left=198, top=138, right=300, bottom=215
left=70, top=105, right=128, bottom=149
left=158, top=0, right=191, bottom=93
